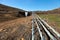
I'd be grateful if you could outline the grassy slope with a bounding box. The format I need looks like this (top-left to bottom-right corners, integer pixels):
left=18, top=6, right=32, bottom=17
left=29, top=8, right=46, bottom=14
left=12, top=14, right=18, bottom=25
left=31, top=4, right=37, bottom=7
left=39, top=14, right=60, bottom=27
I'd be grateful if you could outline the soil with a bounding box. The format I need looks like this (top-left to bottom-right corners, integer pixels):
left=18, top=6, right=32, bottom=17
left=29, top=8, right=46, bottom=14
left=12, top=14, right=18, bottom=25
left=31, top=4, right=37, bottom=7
left=0, top=16, right=32, bottom=40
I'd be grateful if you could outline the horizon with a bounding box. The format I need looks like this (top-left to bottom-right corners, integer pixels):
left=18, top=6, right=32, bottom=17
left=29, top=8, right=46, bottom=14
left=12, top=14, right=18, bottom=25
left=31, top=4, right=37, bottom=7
left=0, top=4, right=60, bottom=11
left=0, top=0, right=60, bottom=11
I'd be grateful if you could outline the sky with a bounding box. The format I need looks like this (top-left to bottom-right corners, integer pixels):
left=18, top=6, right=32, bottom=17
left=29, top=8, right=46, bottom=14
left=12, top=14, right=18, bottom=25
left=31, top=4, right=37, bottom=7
left=0, top=0, right=60, bottom=11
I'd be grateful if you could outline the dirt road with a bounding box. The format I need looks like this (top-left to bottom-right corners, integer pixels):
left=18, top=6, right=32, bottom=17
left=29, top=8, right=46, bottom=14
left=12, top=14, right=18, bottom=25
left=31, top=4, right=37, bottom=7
left=0, top=16, right=32, bottom=40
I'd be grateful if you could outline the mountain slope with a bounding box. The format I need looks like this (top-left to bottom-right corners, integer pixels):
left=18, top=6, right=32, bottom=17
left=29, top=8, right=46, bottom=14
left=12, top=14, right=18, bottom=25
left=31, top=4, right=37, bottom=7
left=0, top=4, right=26, bottom=23
left=35, top=8, right=60, bottom=14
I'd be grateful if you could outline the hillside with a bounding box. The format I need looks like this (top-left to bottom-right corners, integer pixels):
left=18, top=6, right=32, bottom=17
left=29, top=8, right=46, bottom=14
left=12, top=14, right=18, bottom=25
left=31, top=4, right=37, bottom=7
left=35, top=8, right=60, bottom=14
left=0, top=4, right=26, bottom=23
left=0, top=4, right=25, bottom=12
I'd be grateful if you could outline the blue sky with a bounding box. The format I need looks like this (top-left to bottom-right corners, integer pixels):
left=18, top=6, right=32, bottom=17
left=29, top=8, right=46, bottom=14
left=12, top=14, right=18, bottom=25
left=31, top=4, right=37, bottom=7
left=0, top=0, right=60, bottom=11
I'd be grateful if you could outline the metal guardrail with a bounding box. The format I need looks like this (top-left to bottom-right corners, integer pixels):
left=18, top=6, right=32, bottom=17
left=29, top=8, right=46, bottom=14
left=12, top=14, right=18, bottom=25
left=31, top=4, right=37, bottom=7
left=36, top=14, right=60, bottom=38
left=32, top=20, right=34, bottom=40
left=36, top=17, right=57, bottom=40
left=32, top=12, right=44, bottom=40
left=34, top=18, right=44, bottom=40
left=32, top=13, right=60, bottom=40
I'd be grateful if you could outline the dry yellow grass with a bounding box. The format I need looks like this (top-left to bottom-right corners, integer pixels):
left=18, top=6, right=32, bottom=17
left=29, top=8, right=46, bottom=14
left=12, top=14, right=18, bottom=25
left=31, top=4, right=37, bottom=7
left=39, top=14, right=60, bottom=33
